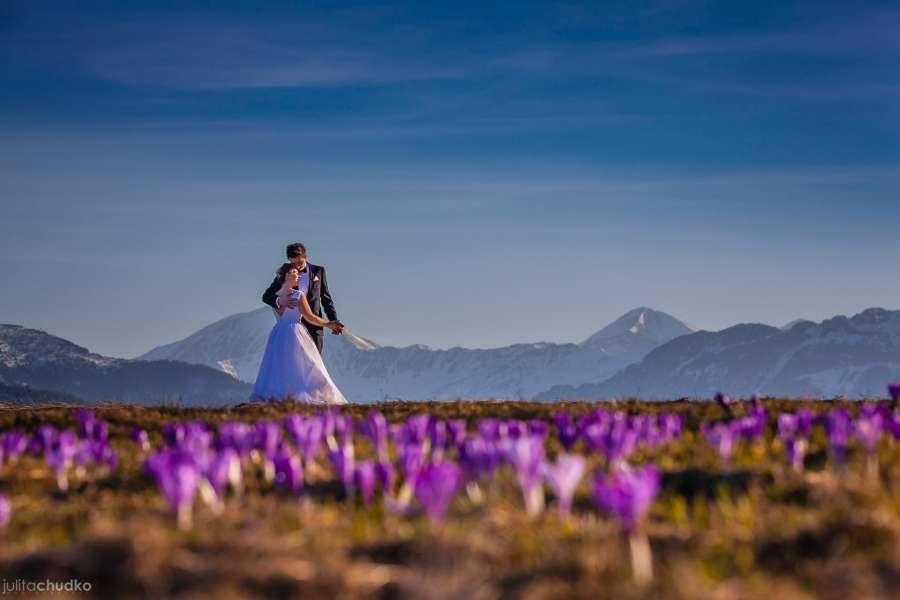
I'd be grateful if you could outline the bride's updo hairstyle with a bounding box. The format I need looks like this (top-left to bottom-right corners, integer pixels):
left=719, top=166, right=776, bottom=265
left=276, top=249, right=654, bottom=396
left=276, top=262, right=297, bottom=285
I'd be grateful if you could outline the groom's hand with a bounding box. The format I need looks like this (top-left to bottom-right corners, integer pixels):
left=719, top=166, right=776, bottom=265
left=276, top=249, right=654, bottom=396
left=331, top=320, right=345, bottom=335
left=282, top=297, right=299, bottom=309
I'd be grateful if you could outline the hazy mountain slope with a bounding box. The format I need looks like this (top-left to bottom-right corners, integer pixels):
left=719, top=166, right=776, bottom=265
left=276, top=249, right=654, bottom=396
left=1, top=324, right=251, bottom=406
left=140, top=307, right=694, bottom=402
left=0, top=380, right=85, bottom=405
left=537, top=308, right=900, bottom=400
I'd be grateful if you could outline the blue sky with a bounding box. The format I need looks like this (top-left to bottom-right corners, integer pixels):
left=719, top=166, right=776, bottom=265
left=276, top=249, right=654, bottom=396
left=1, top=0, right=899, bottom=358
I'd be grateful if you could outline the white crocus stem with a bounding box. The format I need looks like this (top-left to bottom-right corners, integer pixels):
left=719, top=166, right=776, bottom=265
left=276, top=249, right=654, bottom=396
left=629, top=531, right=653, bottom=586
left=177, top=503, right=193, bottom=531
left=465, top=481, right=484, bottom=505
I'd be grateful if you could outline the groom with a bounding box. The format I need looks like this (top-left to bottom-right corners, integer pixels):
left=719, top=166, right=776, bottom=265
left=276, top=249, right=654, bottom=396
left=262, top=242, right=344, bottom=353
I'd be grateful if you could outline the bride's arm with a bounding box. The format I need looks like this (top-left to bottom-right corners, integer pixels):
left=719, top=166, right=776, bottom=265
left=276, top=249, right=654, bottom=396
left=298, top=293, right=337, bottom=329
left=275, top=293, right=287, bottom=316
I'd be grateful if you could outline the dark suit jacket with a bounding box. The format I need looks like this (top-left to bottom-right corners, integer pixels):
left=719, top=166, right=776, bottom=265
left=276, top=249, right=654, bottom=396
left=261, top=263, right=338, bottom=339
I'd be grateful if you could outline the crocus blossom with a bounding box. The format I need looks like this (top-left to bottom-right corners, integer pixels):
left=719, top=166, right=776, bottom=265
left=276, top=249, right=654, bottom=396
left=702, top=422, right=737, bottom=465
left=0, top=493, right=9, bottom=528
left=414, top=461, right=462, bottom=523
left=544, top=454, right=585, bottom=518
left=146, top=450, right=200, bottom=529
left=592, top=465, right=661, bottom=533
left=354, top=461, right=377, bottom=505
left=507, top=435, right=546, bottom=516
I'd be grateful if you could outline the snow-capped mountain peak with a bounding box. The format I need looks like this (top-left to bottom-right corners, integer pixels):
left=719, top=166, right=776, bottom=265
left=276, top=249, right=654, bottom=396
left=580, top=307, right=694, bottom=348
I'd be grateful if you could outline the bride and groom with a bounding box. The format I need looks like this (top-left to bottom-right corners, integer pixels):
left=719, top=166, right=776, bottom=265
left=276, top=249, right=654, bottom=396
left=250, top=242, right=348, bottom=405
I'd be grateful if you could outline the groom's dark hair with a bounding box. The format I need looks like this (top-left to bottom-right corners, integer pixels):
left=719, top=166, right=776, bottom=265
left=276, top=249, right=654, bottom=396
left=286, top=243, right=307, bottom=259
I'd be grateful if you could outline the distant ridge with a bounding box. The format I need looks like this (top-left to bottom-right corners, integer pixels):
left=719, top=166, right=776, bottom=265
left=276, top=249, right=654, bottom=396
left=140, top=307, right=694, bottom=403
left=1, top=324, right=250, bottom=406
left=537, top=308, right=900, bottom=400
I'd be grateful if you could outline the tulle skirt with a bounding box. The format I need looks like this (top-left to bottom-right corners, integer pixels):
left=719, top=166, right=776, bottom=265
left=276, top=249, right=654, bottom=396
left=250, top=321, right=347, bottom=405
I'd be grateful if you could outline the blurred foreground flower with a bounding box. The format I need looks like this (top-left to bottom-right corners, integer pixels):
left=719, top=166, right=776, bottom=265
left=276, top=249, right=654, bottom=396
left=592, top=465, right=661, bottom=585
left=0, top=493, right=10, bottom=528
left=146, top=451, right=199, bottom=530
left=507, top=435, right=546, bottom=516
left=414, top=461, right=461, bottom=524
left=544, top=454, right=585, bottom=518
left=702, top=422, right=737, bottom=466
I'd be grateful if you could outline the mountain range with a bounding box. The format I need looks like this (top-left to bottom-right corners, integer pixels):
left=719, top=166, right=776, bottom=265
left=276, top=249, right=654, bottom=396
left=5, top=305, right=898, bottom=405
left=537, top=308, right=900, bottom=400
left=140, top=307, right=693, bottom=402
left=0, top=324, right=251, bottom=406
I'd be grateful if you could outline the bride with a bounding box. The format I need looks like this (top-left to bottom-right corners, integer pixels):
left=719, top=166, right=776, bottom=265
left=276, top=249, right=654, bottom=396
left=251, top=263, right=348, bottom=404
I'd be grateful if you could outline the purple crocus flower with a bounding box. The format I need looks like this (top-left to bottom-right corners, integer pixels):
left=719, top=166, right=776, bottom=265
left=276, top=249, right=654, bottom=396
left=0, top=493, right=9, bottom=528
left=528, top=419, right=549, bottom=438
left=320, top=410, right=339, bottom=452
left=253, top=421, right=283, bottom=458
left=376, top=460, right=396, bottom=498
left=477, top=419, right=503, bottom=442
left=658, top=414, right=684, bottom=444
left=29, top=425, right=57, bottom=455
left=328, top=442, right=355, bottom=495
left=591, top=465, right=661, bottom=533
left=354, top=461, right=377, bottom=505
left=786, top=438, right=807, bottom=472
left=217, top=422, right=255, bottom=458
left=824, top=409, right=852, bottom=464
left=163, top=421, right=212, bottom=452
left=583, top=421, right=637, bottom=468
left=286, top=416, right=324, bottom=467
left=131, top=427, right=151, bottom=453
left=553, top=413, right=580, bottom=451
left=400, top=441, right=426, bottom=483
left=458, top=436, right=496, bottom=482
left=507, top=435, right=546, bottom=515
left=446, top=420, right=468, bottom=447
left=414, top=461, right=462, bottom=523
left=361, top=411, right=389, bottom=461
left=778, top=413, right=799, bottom=440
left=795, top=409, right=814, bottom=437
left=204, top=448, right=241, bottom=501
left=334, top=414, right=354, bottom=447
left=503, top=419, right=525, bottom=439
left=44, top=430, right=78, bottom=491
left=428, top=420, right=449, bottom=461
left=405, top=414, right=431, bottom=446
left=88, top=439, right=118, bottom=471
left=1, top=432, right=28, bottom=466
left=702, top=422, right=737, bottom=466
left=273, top=449, right=304, bottom=497
left=736, top=415, right=765, bottom=442
left=76, top=410, right=109, bottom=444
left=146, top=450, right=200, bottom=529
left=544, top=454, right=586, bottom=518
left=854, top=412, right=884, bottom=454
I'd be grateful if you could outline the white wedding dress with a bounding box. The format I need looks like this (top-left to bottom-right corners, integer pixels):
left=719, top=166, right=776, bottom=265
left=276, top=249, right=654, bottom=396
left=250, top=291, right=348, bottom=404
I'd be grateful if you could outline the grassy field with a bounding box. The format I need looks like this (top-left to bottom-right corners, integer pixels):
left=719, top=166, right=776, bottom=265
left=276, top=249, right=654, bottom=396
left=1, top=399, right=899, bottom=599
